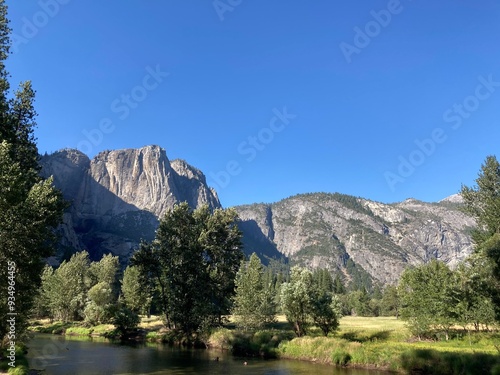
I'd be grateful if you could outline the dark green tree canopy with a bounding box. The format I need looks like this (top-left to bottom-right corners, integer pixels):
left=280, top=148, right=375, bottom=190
left=0, top=0, right=65, bottom=344
left=461, top=155, right=500, bottom=244
left=461, top=155, right=500, bottom=320
left=131, top=202, right=243, bottom=338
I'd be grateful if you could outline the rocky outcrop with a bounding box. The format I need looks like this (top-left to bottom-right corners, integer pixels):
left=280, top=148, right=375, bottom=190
left=41, top=145, right=220, bottom=262
left=234, top=193, right=474, bottom=286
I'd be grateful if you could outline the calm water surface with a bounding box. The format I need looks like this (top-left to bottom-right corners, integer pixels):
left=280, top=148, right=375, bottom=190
left=27, top=334, right=385, bottom=375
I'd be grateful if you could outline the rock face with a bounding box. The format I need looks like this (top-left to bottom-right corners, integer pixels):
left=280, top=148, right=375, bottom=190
left=235, top=193, right=474, bottom=286
left=41, top=145, right=475, bottom=287
left=40, top=145, right=220, bottom=262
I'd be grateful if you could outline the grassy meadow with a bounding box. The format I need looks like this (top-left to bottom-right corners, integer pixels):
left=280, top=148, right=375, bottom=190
left=209, top=316, right=500, bottom=374
left=26, top=315, right=500, bottom=374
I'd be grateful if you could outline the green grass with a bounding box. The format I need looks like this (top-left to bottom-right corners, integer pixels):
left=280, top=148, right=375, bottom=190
left=0, top=345, right=30, bottom=375
left=29, top=320, right=73, bottom=334
left=90, top=324, right=115, bottom=335
left=276, top=317, right=500, bottom=373
left=29, top=320, right=115, bottom=337
left=65, top=326, right=93, bottom=336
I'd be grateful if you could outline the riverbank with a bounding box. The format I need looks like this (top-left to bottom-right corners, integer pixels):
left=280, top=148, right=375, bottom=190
left=25, top=316, right=500, bottom=374
left=207, top=317, right=500, bottom=374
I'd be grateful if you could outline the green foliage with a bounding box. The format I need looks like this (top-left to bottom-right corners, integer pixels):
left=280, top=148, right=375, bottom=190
left=112, top=305, right=140, bottom=335
left=333, top=274, right=346, bottom=294
left=39, top=251, right=120, bottom=324
left=276, top=316, right=500, bottom=372
left=65, top=326, right=93, bottom=336
left=121, top=265, right=150, bottom=314
left=84, top=254, right=119, bottom=324
left=380, top=285, right=400, bottom=317
left=345, top=258, right=372, bottom=292
left=208, top=328, right=295, bottom=358
left=312, top=268, right=333, bottom=293
left=198, top=206, right=244, bottom=324
left=41, top=252, right=91, bottom=321
left=332, top=348, right=351, bottom=366
left=0, top=144, right=64, bottom=339
left=84, top=282, right=114, bottom=325
left=461, top=155, right=500, bottom=321
left=309, top=293, right=342, bottom=336
left=453, top=255, right=496, bottom=331
left=400, top=349, right=500, bottom=375
left=280, top=266, right=341, bottom=337
left=399, top=260, right=457, bottom=339
left=342, top=288, right=374, bottom=317
left=89, top=253, right=119, bottom=286
left=477, top=233, right=500, bottom=320
left=0, top=1, right=65, bottom=346
left=280, top=266, right=314, bottom=336
left=131, top=203, right=243, bottom=338
left=461, top=155, right=500, bottom=245
left=232, top=253, right=277, bottom=330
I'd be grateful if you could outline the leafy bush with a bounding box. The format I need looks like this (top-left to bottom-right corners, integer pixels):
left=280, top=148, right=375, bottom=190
left=208, top=329, right=294, bottom=358
left=112, top=306, right=140, bottom=335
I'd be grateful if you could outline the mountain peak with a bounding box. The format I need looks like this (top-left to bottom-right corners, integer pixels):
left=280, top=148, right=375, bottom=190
left=440, top=194, right=463, bottom=204
left=40, top=145, right=220, bottom=261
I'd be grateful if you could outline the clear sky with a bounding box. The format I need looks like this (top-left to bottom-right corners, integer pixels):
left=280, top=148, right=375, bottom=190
left=5, top=1, right=500, bottom=208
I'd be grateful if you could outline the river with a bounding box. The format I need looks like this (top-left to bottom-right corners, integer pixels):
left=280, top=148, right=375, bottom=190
left=26, top=334, right=385, bottom=375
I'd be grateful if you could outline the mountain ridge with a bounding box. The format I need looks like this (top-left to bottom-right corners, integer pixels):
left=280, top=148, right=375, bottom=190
left=41, top=145, right=474, bottom=287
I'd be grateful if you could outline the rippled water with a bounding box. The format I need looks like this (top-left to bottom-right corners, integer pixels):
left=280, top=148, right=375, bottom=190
left=27, top=334, right=384, bottom=375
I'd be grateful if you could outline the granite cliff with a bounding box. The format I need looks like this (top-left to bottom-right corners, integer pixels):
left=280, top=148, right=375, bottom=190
left=235, top=193, right=474, bottom=286
left=40, top=145, right=220, bottom=263
left=41, top=145, right=475, bottom=286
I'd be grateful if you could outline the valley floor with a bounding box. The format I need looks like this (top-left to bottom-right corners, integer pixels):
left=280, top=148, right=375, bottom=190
left=25, top=316, right=500, bottom=375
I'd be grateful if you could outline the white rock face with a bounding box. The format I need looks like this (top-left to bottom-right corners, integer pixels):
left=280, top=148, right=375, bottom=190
left=440, top=193, right=463, bottom=204
left=40, top=145, right=220, bottom=260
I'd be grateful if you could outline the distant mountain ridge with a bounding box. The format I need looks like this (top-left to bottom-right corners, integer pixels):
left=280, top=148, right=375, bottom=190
left=235, top=193, right=474, bottom=287
left=41, top=145, right=475, bottom=286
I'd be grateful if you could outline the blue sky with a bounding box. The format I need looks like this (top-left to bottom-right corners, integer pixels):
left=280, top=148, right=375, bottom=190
left=5, top=1, right=500, bottom=207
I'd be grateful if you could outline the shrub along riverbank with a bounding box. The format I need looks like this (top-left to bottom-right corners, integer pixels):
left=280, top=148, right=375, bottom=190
left=26, top=316, right=500, bottom=374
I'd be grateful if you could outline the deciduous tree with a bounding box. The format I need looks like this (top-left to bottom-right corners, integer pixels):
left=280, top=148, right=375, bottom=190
left=280, top=266, right=314, bottom=337
left=131, top=203, right=243, bottom=338
left=232, top=253, right=276, bottom=330
left=399, top=260, right=456, bottom=340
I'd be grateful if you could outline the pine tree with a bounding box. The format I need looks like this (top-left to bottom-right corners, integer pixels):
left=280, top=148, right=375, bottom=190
left=461, top=155, right=500, bottom=320
left=461, top=155, right=500, bottom=244
left=0, top=0, right=65, bottom=343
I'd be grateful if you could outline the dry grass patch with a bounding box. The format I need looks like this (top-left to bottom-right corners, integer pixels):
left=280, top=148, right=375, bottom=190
left=138, top=315, right=165, bottom=331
